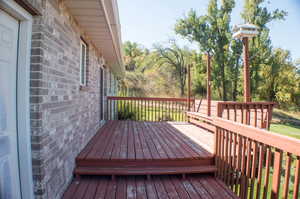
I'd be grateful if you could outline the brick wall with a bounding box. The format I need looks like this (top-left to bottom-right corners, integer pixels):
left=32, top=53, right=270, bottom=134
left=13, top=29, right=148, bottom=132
left=29, top=1, right=117, bottom=198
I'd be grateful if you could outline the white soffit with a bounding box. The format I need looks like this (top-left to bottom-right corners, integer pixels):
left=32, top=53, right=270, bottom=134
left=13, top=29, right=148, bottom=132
left=65, top=0, right=124, bottom=77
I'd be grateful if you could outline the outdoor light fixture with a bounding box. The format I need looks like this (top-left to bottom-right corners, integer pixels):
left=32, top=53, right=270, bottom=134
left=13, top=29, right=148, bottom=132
left=233, top=23, right=259, bottom=39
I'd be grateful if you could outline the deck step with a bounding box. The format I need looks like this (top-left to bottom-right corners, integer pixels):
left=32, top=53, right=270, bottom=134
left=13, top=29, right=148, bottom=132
left=74, top=165, right=217, bottom=176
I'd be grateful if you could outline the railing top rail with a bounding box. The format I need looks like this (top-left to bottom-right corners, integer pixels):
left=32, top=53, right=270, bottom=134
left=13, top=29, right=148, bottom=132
left=214, top=117, right=300, bottom=156
left=217, top=101, right=277, bottom=106
left=187, top=112, right=213, bottom=122
left=107, top=96, right=195, bottom=102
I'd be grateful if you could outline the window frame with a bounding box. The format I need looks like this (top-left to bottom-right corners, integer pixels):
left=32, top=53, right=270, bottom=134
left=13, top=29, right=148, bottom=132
left=80, top=39, right=87, bottom=86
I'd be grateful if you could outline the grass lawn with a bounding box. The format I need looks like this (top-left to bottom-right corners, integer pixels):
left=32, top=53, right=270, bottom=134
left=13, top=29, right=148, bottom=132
left=270, top=123, right=300, bottom=139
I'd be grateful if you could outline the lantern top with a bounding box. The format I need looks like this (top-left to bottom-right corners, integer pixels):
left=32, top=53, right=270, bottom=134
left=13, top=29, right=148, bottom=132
left=233, top=23, right=259, bottom=39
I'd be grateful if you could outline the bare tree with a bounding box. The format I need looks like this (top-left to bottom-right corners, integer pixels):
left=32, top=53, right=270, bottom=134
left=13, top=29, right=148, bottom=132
left=155, top=41, right=191, bottom=96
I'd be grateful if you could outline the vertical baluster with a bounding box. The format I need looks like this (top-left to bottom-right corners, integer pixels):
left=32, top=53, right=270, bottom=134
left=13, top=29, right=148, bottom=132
left=261, top=105, right=264, bottom=128
left=147, top=100, right=149, bottom=121
left=232, top=132, right=238, bottom=193
left=271, top=149, right=283, bottom=199
left=162, top=100, right=164, bottom=121
left=107, top=99, right=110, bottom=120
left=293, top=156, right=300, bottom=199
left=155, top=101, right=159, bottom=121
left=236, top=135, right=243, bottom=196
left=249, top=142, right=258, bottom=199
left=159, top=101, right=161, bottom=121
left=121, top=100, right=123, bottom=119
left=138, top=100, right=140, bottom=121
left=248, top=105, right=251, bottom=125
left=241, top=106, right=244, bottom=124
left=240, top=136, right=247, bottom=198
left=130, top=99, right=132, bottom=120
left=142, top=100, right=144, bottom=121
left=150, top=100, right=152, bottom=121
left=254, top=105, right=258, bottom=127
left=144, top=100, right=146, bottom=121
left=223, top=130, right=229, bottom=183
left=174, top=101, right=176, bottom=121
left=283, top=153, right=291, bottom=199
left=227, top=131, right=233, bottom=186
left=154, top=100, right=156, bottom=121
left=214, top=128, right=219, bottom=171
left=142, top=100, right=147, bottom=121
left=174, top=102, right=177, bottom=121
left=234, top=104, right=237, bottom=122
left=217, top=128, right=222, bottom=178
left=181, top=102, right=183, bottom=121
left=220, top=129, right=225, bottom=181
left=157, top=100, right=159, bottom=121
left=263, top=146, right=272, bottom=199
left=136, top=99, right=138, bottom=121
left=256, top=144, right=265, bottom=199
left=227, top=105, right=230, bottom=120
left=244, top=138, right=252, bottom=199
left=167, top=101, right=170, bottom=121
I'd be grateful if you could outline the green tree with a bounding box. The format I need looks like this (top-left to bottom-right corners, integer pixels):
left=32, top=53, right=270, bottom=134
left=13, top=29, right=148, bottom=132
left=296, top=58, right=300, bottom=74
left=175, top=0, right=235, bottom=101
left=228, top=39, right=243, bottom=101
left=155, top=41, right=192, bottom=96
left=120, top=41, right=152, bottom=96
left=241, top=0, right=287, bottom=97
left=258, top=48, right=298, bottom=105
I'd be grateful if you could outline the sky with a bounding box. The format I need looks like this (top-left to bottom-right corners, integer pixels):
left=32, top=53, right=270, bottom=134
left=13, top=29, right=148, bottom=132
left=117, top=0, right=300, bottom=61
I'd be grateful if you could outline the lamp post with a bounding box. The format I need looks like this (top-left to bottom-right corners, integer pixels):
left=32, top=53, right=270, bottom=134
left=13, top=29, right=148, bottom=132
left=233, top=23, right=259, bottom=102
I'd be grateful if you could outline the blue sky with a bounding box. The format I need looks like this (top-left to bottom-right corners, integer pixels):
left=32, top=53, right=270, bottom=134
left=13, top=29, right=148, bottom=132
left=117, top=0, right=300, bottom=61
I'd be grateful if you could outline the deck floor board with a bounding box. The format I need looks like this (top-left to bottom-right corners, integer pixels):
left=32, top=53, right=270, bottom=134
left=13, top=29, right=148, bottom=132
left=76, top=121, right=214, bottom=164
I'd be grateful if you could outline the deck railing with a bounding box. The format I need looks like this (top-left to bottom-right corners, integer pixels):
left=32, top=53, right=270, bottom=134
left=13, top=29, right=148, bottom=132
left=214, top=117, right=300, bottom=199
left=107, top=96, right=195, bottom=122
left=194, top=100, right=276, bottom=129
left=217, top=102, right=276, bottom=130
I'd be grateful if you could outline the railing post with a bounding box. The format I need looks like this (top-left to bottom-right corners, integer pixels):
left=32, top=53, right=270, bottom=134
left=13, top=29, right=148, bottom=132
left=187, top=64, right=191, bottom=111
left=217, top=102, right=223, bottom=118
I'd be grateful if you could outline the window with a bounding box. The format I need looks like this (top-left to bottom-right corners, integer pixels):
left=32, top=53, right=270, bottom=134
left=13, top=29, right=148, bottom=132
left=80, top=40, right=87, bottom=86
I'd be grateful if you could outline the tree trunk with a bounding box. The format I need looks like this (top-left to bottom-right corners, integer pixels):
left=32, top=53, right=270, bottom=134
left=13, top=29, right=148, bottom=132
left=232, top=58, right=240, bottom=101
left=180, top=85, right=185, bottom=97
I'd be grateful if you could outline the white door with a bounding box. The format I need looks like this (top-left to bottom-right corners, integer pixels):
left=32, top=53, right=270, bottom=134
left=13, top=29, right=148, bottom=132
left=0, top=10, right=22, bottom=199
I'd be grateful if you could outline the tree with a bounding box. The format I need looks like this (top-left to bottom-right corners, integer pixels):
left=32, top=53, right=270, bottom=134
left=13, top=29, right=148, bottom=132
left=258, top=48, right=298, bottom=105
left=155, top=41, right=192, bottom=96
left=175, top=0, right=235, bottom=101
left=241, top=0, right=287, bottom=97
left=296, top=58, right=300, bottom=74
left=120, top=41, right=152, bottom=96
left=228, top=39, right=243, bottom=101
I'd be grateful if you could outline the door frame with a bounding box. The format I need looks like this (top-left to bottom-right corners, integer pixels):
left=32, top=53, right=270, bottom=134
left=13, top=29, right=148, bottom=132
left=0, top=0, right=34, bottom=198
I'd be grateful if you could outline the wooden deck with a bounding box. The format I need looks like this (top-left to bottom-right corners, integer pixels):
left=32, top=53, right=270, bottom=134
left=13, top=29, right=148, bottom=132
left=63, top=175, right=239, bottom=199
left=63, top=121, right=240, bottom=198
left=75, top=121, right=215, bottom=176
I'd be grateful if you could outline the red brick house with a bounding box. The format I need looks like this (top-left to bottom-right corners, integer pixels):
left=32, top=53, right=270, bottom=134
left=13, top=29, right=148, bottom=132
left=0, top=0, right=123, bottom=198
